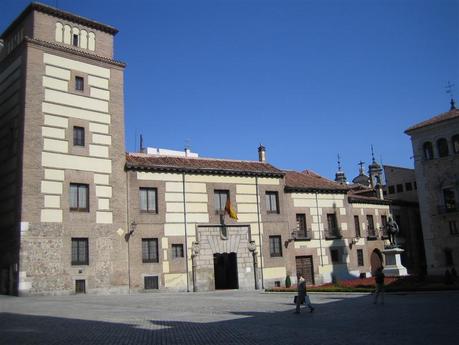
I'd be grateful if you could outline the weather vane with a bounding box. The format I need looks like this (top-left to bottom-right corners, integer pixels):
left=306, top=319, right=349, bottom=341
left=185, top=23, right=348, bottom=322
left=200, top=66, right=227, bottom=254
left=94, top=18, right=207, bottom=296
left=337, top=154, right=342, bottom=171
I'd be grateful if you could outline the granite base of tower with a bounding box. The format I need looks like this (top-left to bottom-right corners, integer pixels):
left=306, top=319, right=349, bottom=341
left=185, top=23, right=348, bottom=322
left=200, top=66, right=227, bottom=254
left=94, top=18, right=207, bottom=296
left=382, top=247, right=408, bottom=276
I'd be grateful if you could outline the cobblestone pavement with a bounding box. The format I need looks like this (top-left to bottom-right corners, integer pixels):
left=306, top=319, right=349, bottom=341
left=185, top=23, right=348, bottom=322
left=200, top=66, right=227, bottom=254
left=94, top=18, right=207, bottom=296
left=1, top=291, right=458, bottom=345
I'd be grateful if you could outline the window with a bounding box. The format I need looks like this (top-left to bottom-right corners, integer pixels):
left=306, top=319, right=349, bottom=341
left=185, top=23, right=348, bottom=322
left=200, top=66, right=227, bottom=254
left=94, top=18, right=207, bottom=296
left=381, top=215, right=388, bottom=238
left=437, top=138, right=449, bottom=157
left=449, top=221, right=458, bottom=235
left=394, top=215, right=402, bottom=236
left=73, top=126, right=85, bottom=146
left=453, top=135, right=459, bottom=154
left=367, top=215, right=376, bottom=237
left=396, top=184, right=403, bottom=193
left=139, top=188, right=157, bottom=213
left=357, top=249, right=364, bottom=266
left=296, top=214, right=308, bottom=238
left=443, top=189, right=456, bottom=211
left=414, top=181, right=417, bottom=190
left=326, top=213, right=339, bottom=238
left=214, top=190, right=229, bottom=212
left=266, top=191, right=279, bottom=214
left=75, top=280, right=86, bottom=294
left=445, top=248, right=454, bottom=266
left=354, top=215, right=361, bottom=238
left=423, top=141, right=434, bottom=160
left=142, top=238, right=159, bottom=263
left=269, top=235, right=282, bottom=257
left=71, top=238, right=88, bottom=265
left=75, top=76, right=84, bottom=91
left=144, top=276, right=159, bottom=290
left=172, top=244, right=184, bottom=258
left=330, top=249, right=340, bottom=263
left=388, top=185, right=395, bottom=194
left=405, top=182, right=413, bottom=191
left=73, top=33, right=79, bottom=47
left=69, top=183, right=89, bottom=211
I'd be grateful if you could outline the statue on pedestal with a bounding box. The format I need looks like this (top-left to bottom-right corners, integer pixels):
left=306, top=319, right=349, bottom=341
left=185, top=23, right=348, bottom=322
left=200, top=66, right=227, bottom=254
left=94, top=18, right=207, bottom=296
left=386, top=217, right=399, bottom=247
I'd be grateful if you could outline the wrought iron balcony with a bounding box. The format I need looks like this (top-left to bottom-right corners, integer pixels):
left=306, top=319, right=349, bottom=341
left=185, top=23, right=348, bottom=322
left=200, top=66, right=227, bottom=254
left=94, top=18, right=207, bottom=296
left=437, top=205, right=457, bottom=214
left=292, top=229, right=311, bottom=240
left=324, top=228, right=342, bottom=240
left=367, top=227, right=377, bottom=240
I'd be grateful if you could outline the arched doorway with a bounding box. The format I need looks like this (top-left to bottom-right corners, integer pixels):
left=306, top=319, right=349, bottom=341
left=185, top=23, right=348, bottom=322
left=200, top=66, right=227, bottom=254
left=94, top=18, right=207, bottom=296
left=213, top=252, right=239, bottom=289
left=370, top=249, right=383, bottom=274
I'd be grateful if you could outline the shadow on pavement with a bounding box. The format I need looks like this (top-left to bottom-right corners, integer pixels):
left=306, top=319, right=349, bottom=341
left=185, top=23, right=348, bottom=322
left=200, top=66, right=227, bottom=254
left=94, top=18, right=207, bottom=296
left=1, top=292, right=458, bottom=345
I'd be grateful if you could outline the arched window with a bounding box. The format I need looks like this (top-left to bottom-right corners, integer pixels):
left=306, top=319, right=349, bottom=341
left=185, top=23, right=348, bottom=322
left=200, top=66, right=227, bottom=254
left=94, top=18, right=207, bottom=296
left=88, top=32, right=95, bottom=51
left=80, top=30, right=88, bottom=49
left=423, top=141, right=434, bottom=160
left=63, top=25, right=71, bottom=45
left=452, top=135, right=459, bottom=154
left=72, top=27, right=80, bottom=47
left=437, top=138, right=449, bottom=157
left=55, top=22, right=63, bottom=42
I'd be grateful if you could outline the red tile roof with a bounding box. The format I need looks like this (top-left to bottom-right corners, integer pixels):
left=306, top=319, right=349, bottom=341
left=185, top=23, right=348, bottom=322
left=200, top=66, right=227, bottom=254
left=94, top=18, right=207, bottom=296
left=405, top=108, right=459, bottom=134
left=126, top=153, right=284, bottom=177
left=284, top=170, right=349, bottom=193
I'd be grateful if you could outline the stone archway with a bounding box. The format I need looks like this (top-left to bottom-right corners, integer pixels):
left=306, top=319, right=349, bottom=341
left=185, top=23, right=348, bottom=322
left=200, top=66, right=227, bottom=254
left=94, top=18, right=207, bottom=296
left=195, top=225, right=255, bottom=291
left=370, top=249, right=383, bottom=274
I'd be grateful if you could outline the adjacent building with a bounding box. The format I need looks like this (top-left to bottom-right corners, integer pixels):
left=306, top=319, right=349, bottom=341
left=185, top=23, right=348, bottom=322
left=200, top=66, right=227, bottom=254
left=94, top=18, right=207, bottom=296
left=405, top=101, right=459, bottom=275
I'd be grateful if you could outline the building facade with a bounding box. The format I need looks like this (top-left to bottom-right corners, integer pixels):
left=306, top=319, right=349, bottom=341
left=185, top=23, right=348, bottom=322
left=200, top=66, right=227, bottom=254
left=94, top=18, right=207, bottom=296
left=0, top=3, right=127, bottom=295
left=405, top=103, right=459, bottom=275
left=1, top=3, right=392, bottom=295
left=383, top=165, right=426, bottom=275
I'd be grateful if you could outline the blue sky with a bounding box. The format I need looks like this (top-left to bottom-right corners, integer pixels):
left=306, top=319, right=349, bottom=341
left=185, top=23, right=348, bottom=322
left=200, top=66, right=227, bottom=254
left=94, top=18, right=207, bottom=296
left=1, top=0, right=458, bottom=180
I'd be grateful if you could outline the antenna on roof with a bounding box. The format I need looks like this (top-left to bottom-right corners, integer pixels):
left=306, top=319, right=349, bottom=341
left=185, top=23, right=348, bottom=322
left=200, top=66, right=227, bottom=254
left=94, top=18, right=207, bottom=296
left=140, top=134, right=144, bottom=152
left=446, top=81, right=456, bottom=110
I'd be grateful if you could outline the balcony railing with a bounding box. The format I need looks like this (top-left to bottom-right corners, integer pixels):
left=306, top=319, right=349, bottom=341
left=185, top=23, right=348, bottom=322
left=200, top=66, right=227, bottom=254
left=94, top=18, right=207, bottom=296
left=367, top=227, right=377, bottom=239
left=325, top=228, right=342, bottom=239
left=293, top=229, right=311, bottom=240
left=437, top=205, right=457, bottom=214
left=380, top=226, right=389, bottom=239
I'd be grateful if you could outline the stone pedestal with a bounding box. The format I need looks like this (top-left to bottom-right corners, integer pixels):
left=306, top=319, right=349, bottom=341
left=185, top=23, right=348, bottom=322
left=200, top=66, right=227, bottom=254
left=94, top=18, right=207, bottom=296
left=382, top=247, right=408, bottom=276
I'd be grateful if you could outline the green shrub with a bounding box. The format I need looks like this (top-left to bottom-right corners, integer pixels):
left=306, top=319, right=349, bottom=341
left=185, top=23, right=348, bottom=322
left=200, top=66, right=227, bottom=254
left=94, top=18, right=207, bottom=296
left=285, top=275, right=291, bottom=288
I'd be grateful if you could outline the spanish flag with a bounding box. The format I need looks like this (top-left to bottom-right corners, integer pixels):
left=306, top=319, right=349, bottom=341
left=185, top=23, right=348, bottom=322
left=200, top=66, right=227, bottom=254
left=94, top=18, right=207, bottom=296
left=225, top=198, right=238, bottom=220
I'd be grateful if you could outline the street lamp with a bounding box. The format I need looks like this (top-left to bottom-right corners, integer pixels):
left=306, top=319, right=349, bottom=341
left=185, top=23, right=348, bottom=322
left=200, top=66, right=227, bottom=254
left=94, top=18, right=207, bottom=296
left=125, top=220, right=137, bottom=241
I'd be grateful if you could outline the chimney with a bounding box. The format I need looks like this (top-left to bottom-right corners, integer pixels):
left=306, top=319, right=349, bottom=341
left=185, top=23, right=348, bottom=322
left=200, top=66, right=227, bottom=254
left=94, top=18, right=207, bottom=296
left=185, top=147, right=191, bottom=157
left=258, top=144, right=266, bottom=162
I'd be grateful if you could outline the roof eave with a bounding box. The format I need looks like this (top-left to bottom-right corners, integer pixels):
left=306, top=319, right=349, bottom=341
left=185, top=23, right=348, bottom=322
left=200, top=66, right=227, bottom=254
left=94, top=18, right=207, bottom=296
left=285, top=186, right=349, bottom=194
left=125, top=163, right=285, bottom=178
left=348, top=196, right=391, bottom=205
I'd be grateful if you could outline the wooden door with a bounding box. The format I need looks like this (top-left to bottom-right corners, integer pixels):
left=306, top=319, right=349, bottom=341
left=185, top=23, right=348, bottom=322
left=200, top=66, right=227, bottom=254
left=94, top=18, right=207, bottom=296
left=296, top=256, right=314, bottom=285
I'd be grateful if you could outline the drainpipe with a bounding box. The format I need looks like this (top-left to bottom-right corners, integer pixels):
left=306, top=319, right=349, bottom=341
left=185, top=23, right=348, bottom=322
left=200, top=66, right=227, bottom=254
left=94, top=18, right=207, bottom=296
left=182, top=173, right=190, bottom=292
left=126, top=170, right=131, bottom=293
left=255, top=176, right=264, bottom=289
left=315, top=192, right=324, bottom=266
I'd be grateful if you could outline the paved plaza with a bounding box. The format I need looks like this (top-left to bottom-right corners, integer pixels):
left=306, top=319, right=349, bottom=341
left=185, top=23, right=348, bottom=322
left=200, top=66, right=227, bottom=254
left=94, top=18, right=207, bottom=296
left=1, top=291, right=458, bottom=345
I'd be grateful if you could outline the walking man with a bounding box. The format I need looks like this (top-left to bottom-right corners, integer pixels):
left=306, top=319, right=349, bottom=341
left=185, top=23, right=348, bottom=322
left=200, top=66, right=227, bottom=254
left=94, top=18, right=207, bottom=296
left=295, top=272, right=315, bottom=313
left=373, top=266, right=385, bottom=304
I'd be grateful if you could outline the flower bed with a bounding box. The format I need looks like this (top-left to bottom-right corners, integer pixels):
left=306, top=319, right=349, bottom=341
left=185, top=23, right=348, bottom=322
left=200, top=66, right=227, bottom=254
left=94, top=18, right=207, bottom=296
left=265, top=275, right=459, bottom=293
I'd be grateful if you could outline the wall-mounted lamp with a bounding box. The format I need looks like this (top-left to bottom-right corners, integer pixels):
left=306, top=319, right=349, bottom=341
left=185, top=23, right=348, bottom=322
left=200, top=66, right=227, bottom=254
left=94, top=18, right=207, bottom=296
left=349, top=237, right=359, bottom=249
left=125, top=220, right=137, bottom=241
left=284, top=230, right=298, bottom=248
